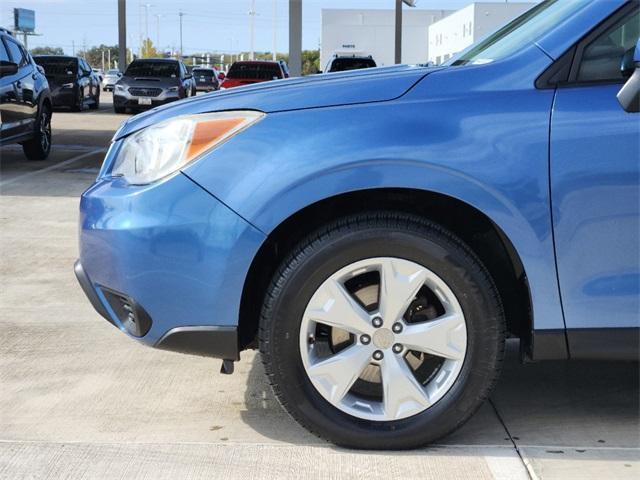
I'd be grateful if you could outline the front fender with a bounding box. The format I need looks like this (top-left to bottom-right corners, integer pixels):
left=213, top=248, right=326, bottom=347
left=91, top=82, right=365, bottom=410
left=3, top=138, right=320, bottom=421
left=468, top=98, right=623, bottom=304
left=184, top=86, right=563, bottom=332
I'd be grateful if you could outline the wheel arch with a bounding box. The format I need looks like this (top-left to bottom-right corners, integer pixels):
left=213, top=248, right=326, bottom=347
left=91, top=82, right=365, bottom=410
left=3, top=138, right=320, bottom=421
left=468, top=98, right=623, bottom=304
left=238, top=187, right=534, bottom=358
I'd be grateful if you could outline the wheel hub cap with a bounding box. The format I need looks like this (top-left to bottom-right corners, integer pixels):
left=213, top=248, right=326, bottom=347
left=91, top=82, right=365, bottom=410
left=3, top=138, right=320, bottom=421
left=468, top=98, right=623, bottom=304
left=372, top=328, right=394, bottom=349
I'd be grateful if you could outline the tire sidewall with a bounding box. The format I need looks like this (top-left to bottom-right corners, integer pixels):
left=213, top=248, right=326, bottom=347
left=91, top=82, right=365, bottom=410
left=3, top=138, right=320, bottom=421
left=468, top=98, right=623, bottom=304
left=263, top=220, right=503, bottom=449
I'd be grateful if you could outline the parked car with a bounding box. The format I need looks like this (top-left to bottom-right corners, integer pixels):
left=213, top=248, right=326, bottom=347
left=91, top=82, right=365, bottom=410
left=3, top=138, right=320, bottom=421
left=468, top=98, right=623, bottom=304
left=0, top=28, right=52, bottom=160
left=324, top=54, right=376, bottom=73
left=33, top=55, right=100, bottom=111
left=192, top=67, right=221, bottom=92
left=101, top=69, right=122, bottom=91
left=76, top=0, right=639, bottom=450
left=221, top=60, right=285, bottom=89
left=113, top=58, right=195, bottom=113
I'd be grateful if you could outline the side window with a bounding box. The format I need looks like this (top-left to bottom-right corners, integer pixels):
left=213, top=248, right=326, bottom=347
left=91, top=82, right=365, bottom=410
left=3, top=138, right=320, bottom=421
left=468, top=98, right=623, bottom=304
left=577, top=10, right=639, bottom=83
left=0, top=39, right=10, bottom=63
left=5, top=39, right=25, bottom=66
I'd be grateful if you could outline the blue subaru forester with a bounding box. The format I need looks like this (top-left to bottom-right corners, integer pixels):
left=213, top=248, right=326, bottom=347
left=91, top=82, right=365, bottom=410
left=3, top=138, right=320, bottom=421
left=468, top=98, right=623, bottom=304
left=76, top=0, right=639, bottom=449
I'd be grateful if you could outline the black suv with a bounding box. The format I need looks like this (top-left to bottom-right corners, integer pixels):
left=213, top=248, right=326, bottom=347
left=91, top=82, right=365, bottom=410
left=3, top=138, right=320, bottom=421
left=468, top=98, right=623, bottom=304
left=0, top=28, right=52, bottom=160
left=33, top=55, right=100, bottom=111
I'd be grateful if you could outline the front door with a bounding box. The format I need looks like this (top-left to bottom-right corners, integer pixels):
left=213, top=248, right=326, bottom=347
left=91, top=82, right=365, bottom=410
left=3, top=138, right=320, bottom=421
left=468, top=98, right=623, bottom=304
left=550, top=10, right=639, bottom=357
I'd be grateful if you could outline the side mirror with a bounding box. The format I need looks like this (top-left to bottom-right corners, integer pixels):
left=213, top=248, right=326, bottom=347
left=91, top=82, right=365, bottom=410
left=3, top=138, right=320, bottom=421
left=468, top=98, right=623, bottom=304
left=185, top=73, right=193, bottom=80
left=617, top=39, right=640, bottom=113
left=36, top=65, right=45, bottom=75
left=218, top=72, right=225, bottom=81
left=0, top=61, right=19, bottom=77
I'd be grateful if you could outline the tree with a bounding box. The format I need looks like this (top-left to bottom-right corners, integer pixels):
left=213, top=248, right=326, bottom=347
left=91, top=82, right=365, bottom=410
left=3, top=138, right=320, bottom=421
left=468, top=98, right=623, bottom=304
left=30, top=46, right=64, bottom=56
left=141, top=38, right=159, bottom=59
left=76, top=44, right=119, bottom=70
left=301, top=49, right=320, bottom=75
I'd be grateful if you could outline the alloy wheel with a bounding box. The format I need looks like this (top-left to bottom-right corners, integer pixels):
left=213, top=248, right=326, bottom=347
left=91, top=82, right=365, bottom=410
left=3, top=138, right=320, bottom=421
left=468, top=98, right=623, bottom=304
left=299, top=257, right=467, bottom=421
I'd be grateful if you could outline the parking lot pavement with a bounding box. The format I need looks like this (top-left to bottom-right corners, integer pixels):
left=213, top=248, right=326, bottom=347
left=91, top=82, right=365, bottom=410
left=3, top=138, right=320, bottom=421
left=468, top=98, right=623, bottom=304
left=0, top=102, right=638, bottom=480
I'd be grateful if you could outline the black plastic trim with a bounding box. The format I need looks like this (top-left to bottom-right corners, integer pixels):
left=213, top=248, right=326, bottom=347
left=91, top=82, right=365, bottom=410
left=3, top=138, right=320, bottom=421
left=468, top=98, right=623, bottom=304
left=99, top=286, right=152, bottom=337
left=155, top=326, right=239, bottom=361
left=568, top=328, right=639, bottom=361
left=530, top=329, right=569, bottom=360
left=73, top=260, right=114, bottom=325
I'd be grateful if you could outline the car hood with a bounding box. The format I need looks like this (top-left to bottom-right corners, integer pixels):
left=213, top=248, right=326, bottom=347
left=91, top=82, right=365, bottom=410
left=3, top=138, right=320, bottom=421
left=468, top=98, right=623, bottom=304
left=114, top=64, right=444, bottom=140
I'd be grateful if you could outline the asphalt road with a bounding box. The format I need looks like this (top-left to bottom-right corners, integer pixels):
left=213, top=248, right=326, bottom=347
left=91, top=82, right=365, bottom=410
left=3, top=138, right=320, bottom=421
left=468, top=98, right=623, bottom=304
left=0, top=93, right=638, bottom=480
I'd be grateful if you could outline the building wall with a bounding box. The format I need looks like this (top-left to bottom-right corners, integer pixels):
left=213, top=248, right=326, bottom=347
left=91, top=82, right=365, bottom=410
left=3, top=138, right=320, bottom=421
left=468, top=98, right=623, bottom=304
left=428, top=2, right=536, bottom=65
left=321, top=9, right=452, bottom=69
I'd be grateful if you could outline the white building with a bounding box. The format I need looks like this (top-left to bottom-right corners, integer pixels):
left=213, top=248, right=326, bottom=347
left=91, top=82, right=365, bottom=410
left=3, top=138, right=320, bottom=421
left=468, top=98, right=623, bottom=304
left=321, top=9, right=453, bottom=70
left=428, top=2, right=536, bottom=65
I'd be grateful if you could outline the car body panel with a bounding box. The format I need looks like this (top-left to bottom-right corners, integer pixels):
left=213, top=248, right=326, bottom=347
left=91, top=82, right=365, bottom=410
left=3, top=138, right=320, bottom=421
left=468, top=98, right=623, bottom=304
left=79, top=168, right=265, bottom=345
left=551, top=84, right=639, bottom=331
left=0, top=33, right=51, bottom=144
left=183, top=44, right=564, bottom=332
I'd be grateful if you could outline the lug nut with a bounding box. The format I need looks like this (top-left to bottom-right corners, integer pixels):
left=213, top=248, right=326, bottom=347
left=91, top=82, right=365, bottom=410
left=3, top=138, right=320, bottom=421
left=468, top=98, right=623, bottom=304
left=360, top=334, right=371, bottom=345
left=372, top=317, right=383, bottom=328
left=392, top=322, right=403, bottom=333
left=393, top=343, right=403, bottom=354
left=373, top=350, right=384, bottom=361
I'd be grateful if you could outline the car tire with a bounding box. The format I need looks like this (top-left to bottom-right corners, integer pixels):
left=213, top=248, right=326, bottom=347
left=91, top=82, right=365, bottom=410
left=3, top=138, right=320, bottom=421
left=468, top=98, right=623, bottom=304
left=90, top=92, right=100, bottom=110
left=72, top=91, right=83, bottom=112
left=22, top=103, right=52, bottom=161
left=259, top=212, right=505, bottom=449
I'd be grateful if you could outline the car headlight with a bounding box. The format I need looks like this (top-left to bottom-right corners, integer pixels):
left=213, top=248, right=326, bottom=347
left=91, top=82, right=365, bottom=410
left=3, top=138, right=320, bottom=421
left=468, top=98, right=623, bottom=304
left=110, top=111, right=264, bottom=185
left=61, top=83, right=74, bottom=89
left=167, top=86, right=180, bottom=92
left=115, top=84, right=126, bottom=91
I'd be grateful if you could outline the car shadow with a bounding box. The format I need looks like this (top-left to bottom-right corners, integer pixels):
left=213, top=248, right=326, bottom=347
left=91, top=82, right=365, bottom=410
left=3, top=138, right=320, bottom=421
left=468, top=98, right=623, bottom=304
left=240, top=340, right=639, bottom=457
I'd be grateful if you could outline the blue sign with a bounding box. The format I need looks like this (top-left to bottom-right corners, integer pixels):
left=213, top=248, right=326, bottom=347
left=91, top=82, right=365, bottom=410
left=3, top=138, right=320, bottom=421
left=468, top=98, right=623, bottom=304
left=14, top=8, right=35, bottom=33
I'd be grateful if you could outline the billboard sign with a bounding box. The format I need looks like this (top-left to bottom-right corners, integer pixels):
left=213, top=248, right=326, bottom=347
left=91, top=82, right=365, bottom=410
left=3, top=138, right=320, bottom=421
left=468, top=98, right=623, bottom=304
left=14, top=8, right=36, bottom=33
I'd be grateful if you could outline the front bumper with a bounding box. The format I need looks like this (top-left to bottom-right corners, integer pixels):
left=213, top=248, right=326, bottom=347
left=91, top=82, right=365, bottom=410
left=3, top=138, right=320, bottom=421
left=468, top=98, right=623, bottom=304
left=76, top=164, right=265, bottom=360
left=51, top=87, right=77, bottom=106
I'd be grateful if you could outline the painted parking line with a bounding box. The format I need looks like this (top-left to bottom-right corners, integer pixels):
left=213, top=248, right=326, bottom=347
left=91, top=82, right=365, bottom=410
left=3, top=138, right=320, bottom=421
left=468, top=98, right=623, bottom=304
left=0, top=148, right=106, bottom=188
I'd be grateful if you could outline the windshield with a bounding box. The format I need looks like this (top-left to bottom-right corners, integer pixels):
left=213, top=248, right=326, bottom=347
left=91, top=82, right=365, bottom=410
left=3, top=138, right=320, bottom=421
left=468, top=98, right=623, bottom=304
left=227, top=62, right=282, bottom=80
left=328, top=58, right=377, bottom=72
left=125, top=61, right=178, bottom=78
left=450, top=0, right=587, bottom=66
left=34, top=57, right=78, bottom=75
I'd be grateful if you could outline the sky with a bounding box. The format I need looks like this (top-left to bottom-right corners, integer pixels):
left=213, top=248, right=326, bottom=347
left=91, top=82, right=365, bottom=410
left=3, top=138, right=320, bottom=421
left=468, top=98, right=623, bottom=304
left=0, top=0, right=537, bottom=55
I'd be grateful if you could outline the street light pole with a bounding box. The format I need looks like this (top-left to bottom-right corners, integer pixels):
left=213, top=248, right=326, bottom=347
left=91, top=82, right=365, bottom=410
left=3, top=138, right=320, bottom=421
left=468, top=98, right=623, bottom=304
left=272, top=0, right=277, bottom=61
left=249, top=0, right=256, bottom=60
left=394, top=0, right=402, bottom=64
left=178, top=11, right=185, bottom=59
left=155, top=14, right=161, bottom=52
left=117, top=0, right=126, bottom=70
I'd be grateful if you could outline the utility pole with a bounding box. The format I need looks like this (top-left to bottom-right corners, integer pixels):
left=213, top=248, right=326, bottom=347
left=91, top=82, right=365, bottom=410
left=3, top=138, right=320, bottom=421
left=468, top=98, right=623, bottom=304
left=72, top=40, right=75, bottom=55
left=272, top=0, right=277, bottom=61
left=249, top=0, right=256, bottom=60
left=289, top=0, right=302, bottom=76
left=118, top=0, right=126, bottom=71
left=395, top=0, right=416, bottom=64
left=143, top=3, right=152, bottom=57
left=178, top=11, right=185, bottom=59
left=395, top=0, right=402, bottom=64
left=155, top=14, right=161, bottom=52
left=101, top=49, right=105, bottom=71
left=108, top=48, right=111, bottom=69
